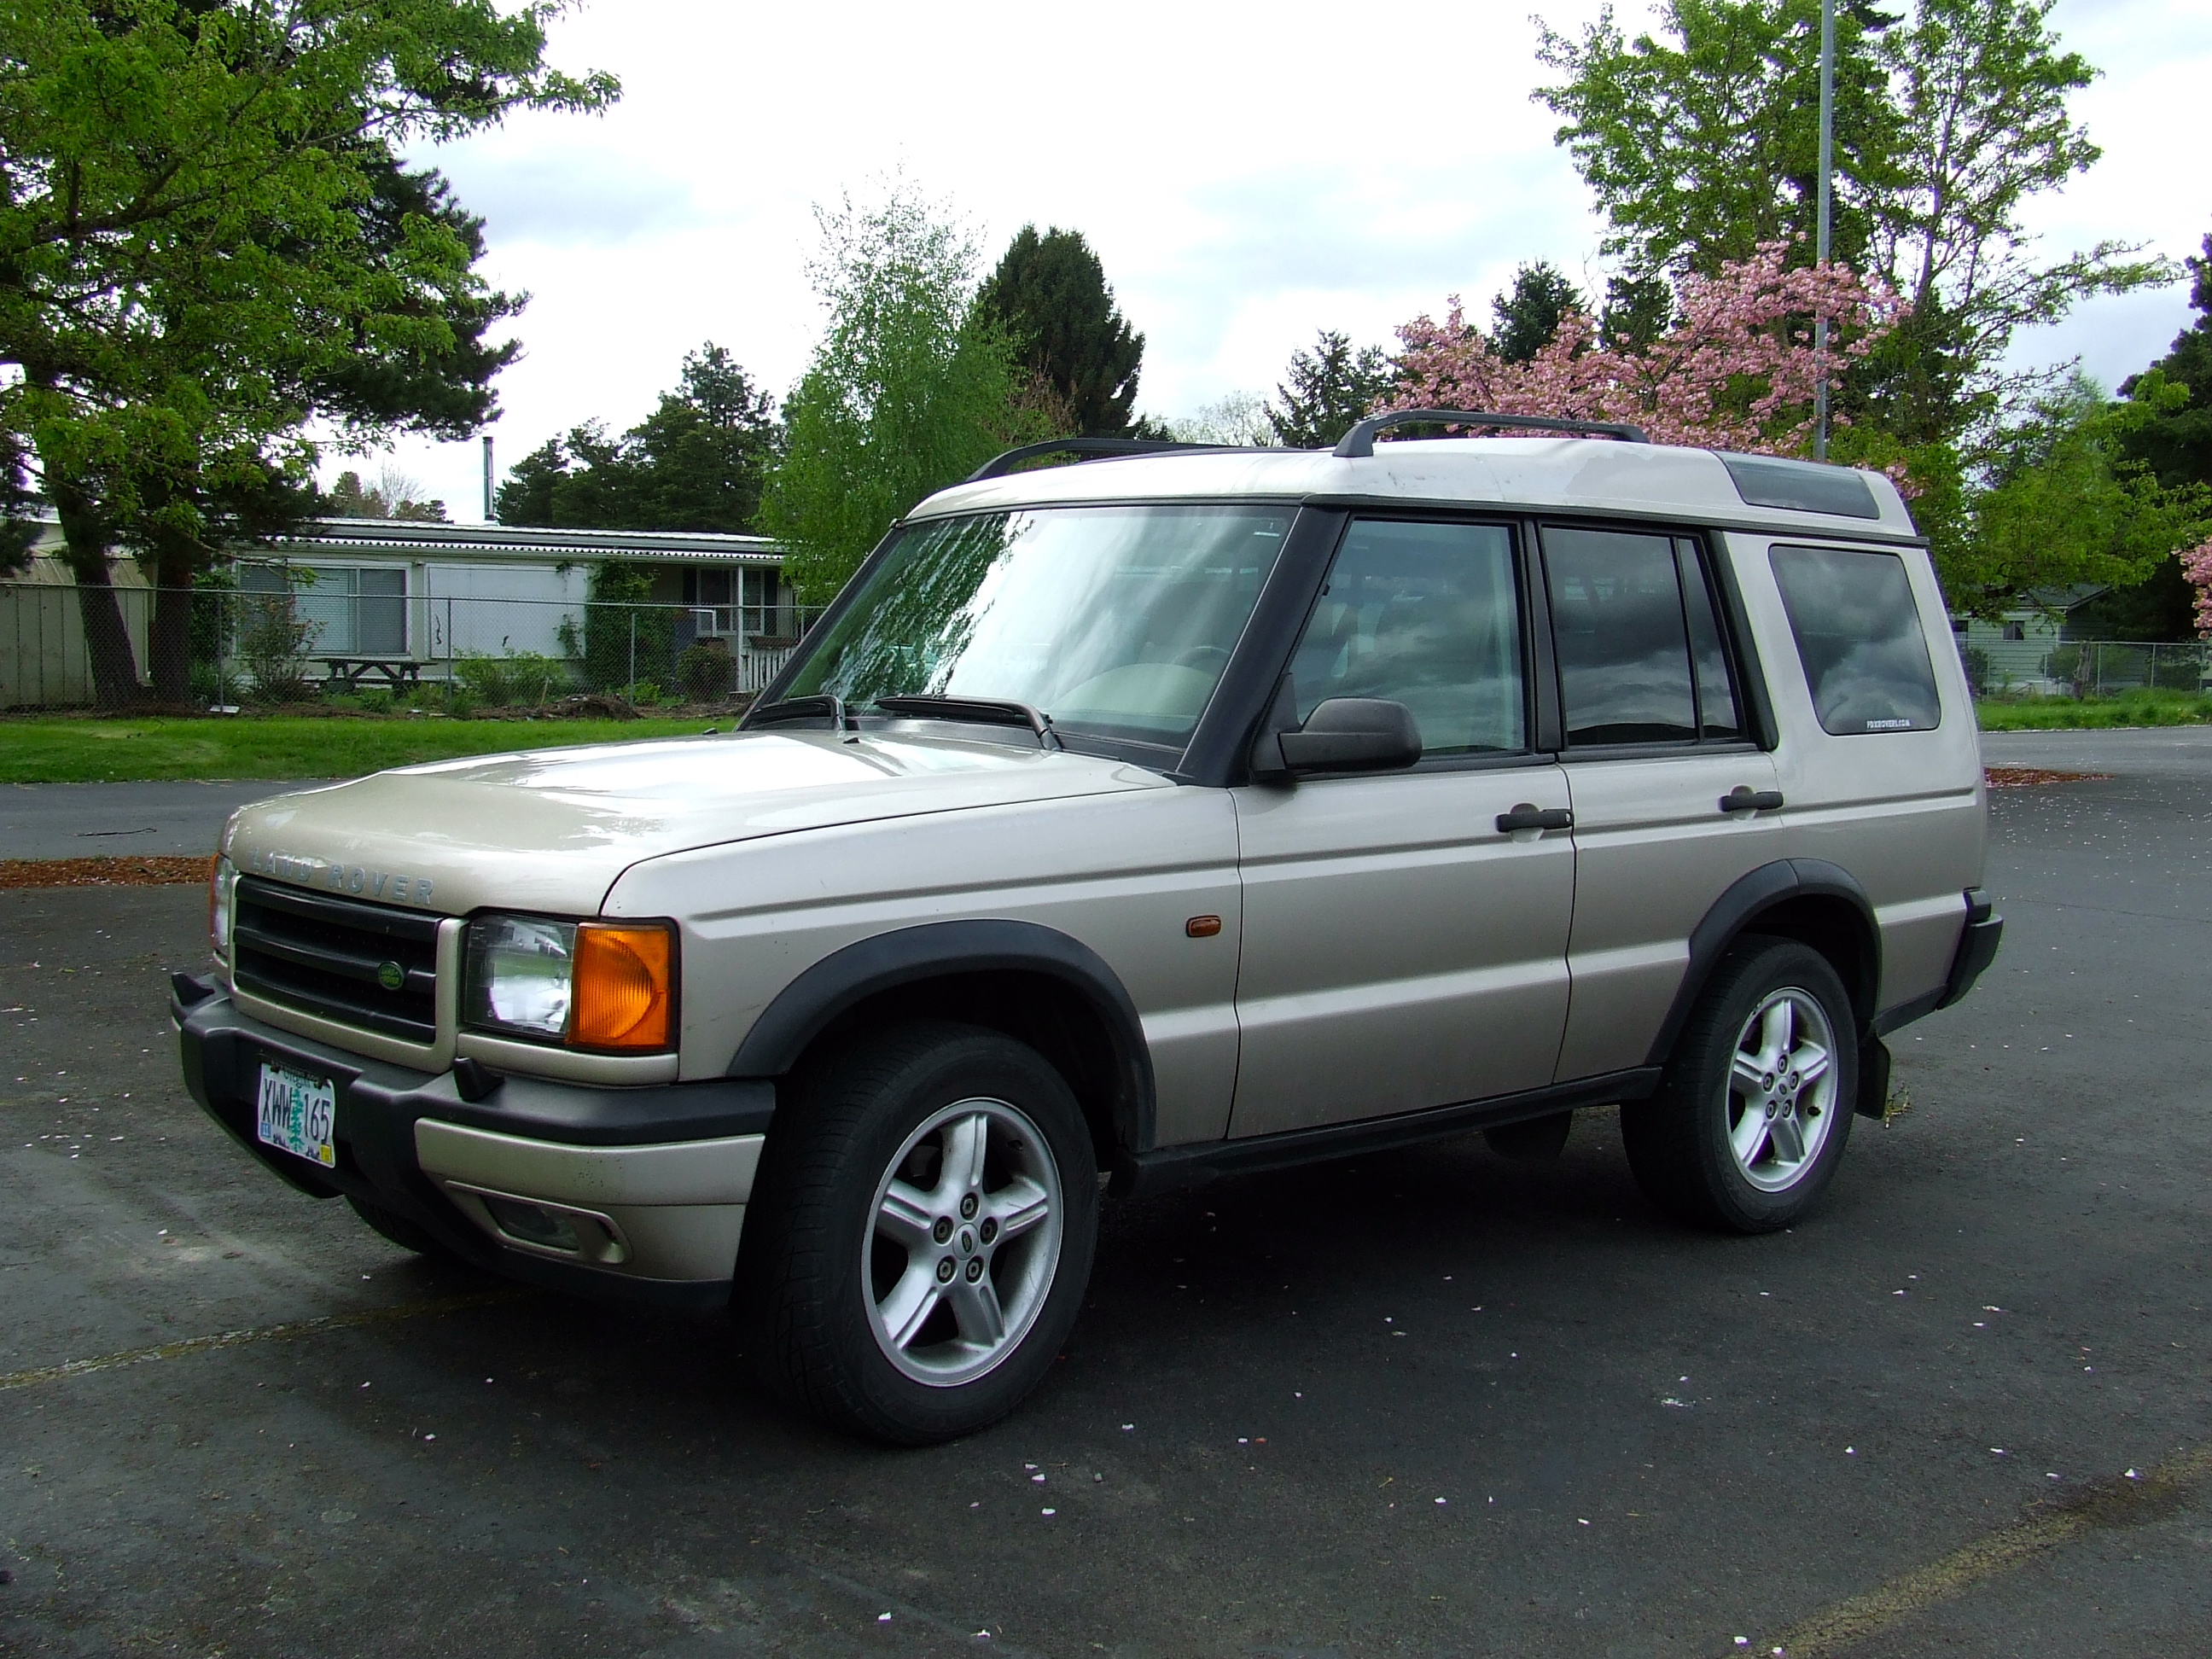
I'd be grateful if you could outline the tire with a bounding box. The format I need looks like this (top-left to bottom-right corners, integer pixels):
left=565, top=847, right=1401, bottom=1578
left=346, top=1194, right=451, bottom=1257
left=1622, top=935, right=1857, bottom=1233
left=735, top=1020, right=1101, bottom=1445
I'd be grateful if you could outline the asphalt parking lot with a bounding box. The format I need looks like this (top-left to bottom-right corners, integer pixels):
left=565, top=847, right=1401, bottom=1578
left=3, top=733, right=2208, bottom=1658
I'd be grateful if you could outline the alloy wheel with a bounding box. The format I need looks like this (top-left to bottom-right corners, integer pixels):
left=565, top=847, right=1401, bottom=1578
left=1725, top=987, right=1838, bottom=1192
left=862, top=1097, right=1064, bottom=1387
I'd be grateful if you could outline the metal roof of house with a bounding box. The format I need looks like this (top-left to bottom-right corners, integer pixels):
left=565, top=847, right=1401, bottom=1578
left=270, top=518, right=783, bottom=564
left=10, top=512, right=783, bottom=566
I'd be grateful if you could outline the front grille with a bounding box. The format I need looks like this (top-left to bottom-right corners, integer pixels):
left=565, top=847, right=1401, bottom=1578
left=232, top=876, right=440, bottom=1043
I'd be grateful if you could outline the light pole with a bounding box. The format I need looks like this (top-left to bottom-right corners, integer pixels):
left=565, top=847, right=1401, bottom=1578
left=1813, top=0, right=1835, bottom=461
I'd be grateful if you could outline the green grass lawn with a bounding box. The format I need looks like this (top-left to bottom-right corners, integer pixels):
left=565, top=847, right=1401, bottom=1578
left=1975, top=687, right=2212, bottom=731
left=9, top=691, right=2210, bottom=784
left=0, top=714, right=727, bottom=784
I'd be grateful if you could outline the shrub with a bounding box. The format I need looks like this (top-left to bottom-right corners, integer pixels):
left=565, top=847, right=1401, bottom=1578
left=189, top=661, right=237, bottom=708
left=678, top=642, right=734, bottom=701
left=2153, top=650, right=2205, bottom=690
left=238, top=591, right=318, bottom=703
left=1959, top=646, right=1990, bottom=696
left=456, top=651, right=571, bottom=707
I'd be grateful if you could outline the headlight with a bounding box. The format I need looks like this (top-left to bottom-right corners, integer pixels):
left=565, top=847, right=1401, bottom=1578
left=209, top=854, right=236, bottom=958
left=464, top=914, right=675, bottom=1051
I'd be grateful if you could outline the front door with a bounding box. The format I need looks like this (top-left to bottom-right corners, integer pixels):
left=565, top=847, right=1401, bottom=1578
left=1229, top=518, right=1576, bottom=1139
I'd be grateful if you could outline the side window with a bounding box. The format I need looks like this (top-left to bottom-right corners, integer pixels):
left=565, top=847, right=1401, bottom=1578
left=1769, top=544, right=1941, bottom=734
left=1542, top=527, right=1699, bottom=746
left=1676, top=538, right=1743, bottom=741
left=1289, top=520, right=1526, bottom=756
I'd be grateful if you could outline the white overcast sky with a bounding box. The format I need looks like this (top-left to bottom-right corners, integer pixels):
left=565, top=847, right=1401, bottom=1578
left=373, top=0, right=2212, bottom=521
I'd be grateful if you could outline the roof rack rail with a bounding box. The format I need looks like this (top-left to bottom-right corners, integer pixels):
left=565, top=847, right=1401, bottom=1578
left=1332, top=409, right=1650, bottom=458
left=963, top=436, right=1247, bottom=484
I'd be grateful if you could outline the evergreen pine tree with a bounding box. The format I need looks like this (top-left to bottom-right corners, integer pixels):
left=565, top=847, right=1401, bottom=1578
left=975, top=226, right=1144, bottom=437
left=1266, top=330, right=1394, bottom=449
left=1491, top=262, right=1586, bottom=364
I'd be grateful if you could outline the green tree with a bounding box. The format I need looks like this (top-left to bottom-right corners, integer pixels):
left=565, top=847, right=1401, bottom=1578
left=0, top=429, right=40, bottom=577
left=1598, top=271, right=1677, bottom=351
left=1536, top=0, right=1901, bottom=283
left=1493, top=262, right=1587, bottom=364
left=1266, top=330, right=1395, bottom=448
left=2058, top=233, right=2212, bottom=640
left=762, top=187, right=1046, bottom=602
left=609, top=345, right=780, bottom=530
left=1949, top=374, right=2210, bottom=618
left=495, top=345, right=779, bottom=533
left=974, top=226, right=1144, bottom=438
left=327, top=464, right=446, bottom=521
left=1537, top=0, right=2170, bottom=448
left=1, top=1, right=614, bottom=704
left=2120, top=233, right=2212, bottom=495
left=1170, top=391, right=1277, bottom=448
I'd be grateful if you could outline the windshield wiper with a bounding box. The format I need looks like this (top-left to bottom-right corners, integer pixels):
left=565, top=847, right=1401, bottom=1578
left=872, top=695, right=1062, bottom=750
left=744, top=694, right=847, bottom=731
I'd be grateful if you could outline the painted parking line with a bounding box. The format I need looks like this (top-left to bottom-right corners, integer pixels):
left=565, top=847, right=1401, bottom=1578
left=1764, top=1441, right=2212, bottom=1656
left=0, top=1289, right=523, bottom=1394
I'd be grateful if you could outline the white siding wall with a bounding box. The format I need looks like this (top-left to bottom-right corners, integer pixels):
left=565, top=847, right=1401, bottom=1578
left=421, top=562, right=587, bottom=661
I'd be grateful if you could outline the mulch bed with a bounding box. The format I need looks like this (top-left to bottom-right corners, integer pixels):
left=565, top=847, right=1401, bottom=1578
left=1985, top=765, right=2111, bottom=789
left=2, top=855, right=214, bottom=889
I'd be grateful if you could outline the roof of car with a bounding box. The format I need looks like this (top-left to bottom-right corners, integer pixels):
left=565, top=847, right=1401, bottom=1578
left=910, top=438, right=1920, bottom=541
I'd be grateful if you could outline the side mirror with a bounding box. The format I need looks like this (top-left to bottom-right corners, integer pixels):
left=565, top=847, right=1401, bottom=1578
left=1272, top=697, right=1423, bottom=775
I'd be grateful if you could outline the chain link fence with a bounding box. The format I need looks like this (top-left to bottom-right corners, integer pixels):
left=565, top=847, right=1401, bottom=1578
left=15, top=577, right=2200, bottom=713
left=1959, top=637, right=2212, bottom=699
left=1, top=582, right=824, bottom=710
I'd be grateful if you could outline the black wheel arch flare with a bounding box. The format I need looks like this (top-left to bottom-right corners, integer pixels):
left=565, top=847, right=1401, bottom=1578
left=726, top=919, right=1158, bottom=1159
left=1645, top=859, right=1883, bottom=1070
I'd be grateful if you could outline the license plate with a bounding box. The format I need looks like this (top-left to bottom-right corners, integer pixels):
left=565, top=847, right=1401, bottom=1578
left=255, top=1062, right=337, bottom=1167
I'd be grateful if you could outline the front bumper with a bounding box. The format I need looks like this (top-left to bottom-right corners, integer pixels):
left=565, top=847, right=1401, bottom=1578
left=172, top=976, right=773, bottom=1311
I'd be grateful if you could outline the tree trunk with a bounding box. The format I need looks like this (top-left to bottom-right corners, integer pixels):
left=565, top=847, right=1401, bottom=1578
left=145, top=530, right=200, bottom=706
left=49, top=481, right=143, bottom=708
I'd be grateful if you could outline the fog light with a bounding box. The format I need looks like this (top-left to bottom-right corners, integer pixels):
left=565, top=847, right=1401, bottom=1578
left=480, top=1194, right=579, bottom=1253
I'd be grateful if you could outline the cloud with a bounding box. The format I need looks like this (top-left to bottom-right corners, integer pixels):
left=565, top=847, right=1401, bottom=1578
left=429, top=133, right=703, bottom=247
left=356, top=0, right=2210, bottom=520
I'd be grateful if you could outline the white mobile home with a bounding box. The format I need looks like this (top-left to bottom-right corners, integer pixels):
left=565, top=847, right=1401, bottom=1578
left=3, top=516, right=799, bottom=707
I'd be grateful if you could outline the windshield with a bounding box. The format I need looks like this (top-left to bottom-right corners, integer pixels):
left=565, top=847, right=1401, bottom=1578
left=779, top=504, right=1292, bottom=750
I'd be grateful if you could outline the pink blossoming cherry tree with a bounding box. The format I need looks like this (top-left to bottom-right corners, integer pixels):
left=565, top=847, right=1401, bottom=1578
left=1384, top=241, right=1906, bottom=460
left=2180, top=539, right=2212, bottom=638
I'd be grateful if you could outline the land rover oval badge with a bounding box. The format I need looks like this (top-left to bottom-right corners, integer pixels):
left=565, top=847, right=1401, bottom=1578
left=375, top=960, right=405, bottom=992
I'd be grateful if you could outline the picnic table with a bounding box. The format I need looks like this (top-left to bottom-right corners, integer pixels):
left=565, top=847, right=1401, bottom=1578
left=315, top=657, right=424, bottom=693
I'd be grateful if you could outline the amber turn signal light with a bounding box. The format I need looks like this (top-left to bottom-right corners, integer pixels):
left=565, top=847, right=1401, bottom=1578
left=1185, top=914, right=1222, bottom=938
left=570, top=923, right=674, bottom=1050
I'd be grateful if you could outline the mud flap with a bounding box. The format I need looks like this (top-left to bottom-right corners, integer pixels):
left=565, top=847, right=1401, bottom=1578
left=1855, top=1033, right=1893, bottom=1120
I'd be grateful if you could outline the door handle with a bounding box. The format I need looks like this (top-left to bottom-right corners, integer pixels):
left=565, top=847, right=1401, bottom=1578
left=1497, top=803, right=1574, bottom=833
left=1720, top=785, right=1785, bottom=813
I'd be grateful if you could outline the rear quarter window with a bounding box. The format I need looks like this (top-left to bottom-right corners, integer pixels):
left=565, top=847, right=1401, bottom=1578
left=1768, top=544, right=1942, bottom=735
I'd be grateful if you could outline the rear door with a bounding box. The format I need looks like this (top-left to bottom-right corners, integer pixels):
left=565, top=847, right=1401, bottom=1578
left=1540, top=524, right=1786, bottom=1081
left=1758, top=538, right=1985, bottom=1016
left=1229, top=517, right=1575, bottom=1138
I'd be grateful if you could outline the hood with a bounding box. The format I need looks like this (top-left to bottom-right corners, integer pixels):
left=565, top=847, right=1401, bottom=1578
left=222, top=729, right=1170, bottom=917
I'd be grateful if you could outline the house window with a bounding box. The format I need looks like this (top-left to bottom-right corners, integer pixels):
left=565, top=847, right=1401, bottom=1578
left=742, top=568, right=783, bottom=633
left=2003, top=621, right=2026, bottom=642
left=240, top=564, right=407, bottom=655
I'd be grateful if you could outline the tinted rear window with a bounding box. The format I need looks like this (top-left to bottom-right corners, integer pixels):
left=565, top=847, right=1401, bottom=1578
left=1769, top=544, right=1941, bottom=735
left=1544, top=527, right=1698, bottom=745
left=1720, top=453, right=1879, bottom=519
